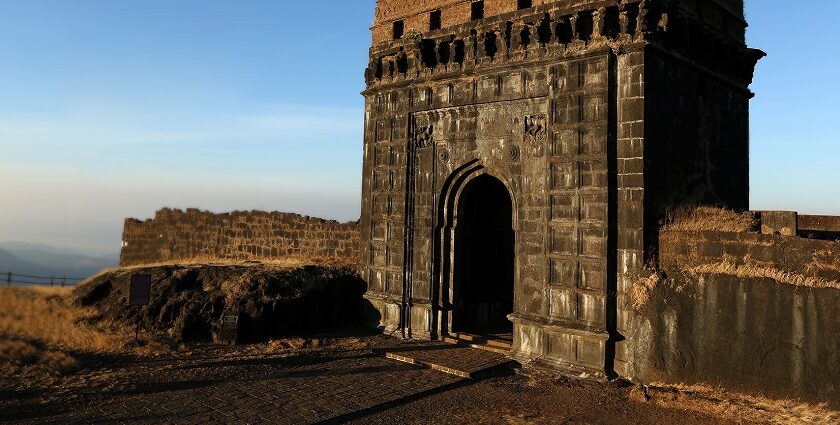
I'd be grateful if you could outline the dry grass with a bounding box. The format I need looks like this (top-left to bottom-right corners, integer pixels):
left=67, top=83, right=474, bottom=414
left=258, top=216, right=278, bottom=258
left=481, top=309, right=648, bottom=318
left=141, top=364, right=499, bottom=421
left=117, top=257, right=358, bottom=304
left=806, top=250, right=840, bottom=275
left=664, top=206, right=758, bottom=233
left=121, top=254, right=357, bottom=271
left=0, top=286, right=130, bottom=353
left=645, top=382, right=840, bottom=425
left=0, top=339, right=39, bottom=364
left=631, top=273, right=663, bottom=311
left=687, top=255, right=840, bottom=290
left=0, top=340, right=78, bottom=374
left=0, top=286, right=138, bottom=375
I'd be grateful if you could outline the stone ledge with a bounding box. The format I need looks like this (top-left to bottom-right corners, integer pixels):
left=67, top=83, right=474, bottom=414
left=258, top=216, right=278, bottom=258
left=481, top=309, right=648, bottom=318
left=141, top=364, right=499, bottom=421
left=509, top=312, right=610, bottom=340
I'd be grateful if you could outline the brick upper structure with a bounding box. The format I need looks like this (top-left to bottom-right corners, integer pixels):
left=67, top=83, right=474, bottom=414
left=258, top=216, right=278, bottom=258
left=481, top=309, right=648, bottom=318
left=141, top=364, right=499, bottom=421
left=372, top=0, right=746, bottom=45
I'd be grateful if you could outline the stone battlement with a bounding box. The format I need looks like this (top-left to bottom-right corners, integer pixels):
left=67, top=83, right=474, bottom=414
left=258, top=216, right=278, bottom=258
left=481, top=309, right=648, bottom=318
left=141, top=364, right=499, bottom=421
left=372, top=0, right=746, bottom=46
left=366, top=0, right=759, bottom=97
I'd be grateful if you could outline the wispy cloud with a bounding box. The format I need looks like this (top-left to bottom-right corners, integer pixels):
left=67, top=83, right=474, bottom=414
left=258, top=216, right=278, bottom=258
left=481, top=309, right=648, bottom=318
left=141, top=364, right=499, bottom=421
left=0, top=104, right=361, bottom=147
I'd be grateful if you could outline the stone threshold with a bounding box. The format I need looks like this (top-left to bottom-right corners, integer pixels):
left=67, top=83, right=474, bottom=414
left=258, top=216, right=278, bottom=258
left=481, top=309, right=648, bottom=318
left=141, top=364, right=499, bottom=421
left=384, top=342, right=517, bottom=379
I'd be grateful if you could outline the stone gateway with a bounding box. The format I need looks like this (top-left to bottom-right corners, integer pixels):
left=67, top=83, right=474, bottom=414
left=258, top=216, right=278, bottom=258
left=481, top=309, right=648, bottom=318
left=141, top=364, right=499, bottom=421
left=359, top=0, right=763, bottom=379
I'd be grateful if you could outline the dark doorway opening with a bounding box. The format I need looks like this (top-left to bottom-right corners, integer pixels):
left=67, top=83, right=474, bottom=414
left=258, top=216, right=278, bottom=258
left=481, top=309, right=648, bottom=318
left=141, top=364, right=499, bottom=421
left=452, top=174, right=514, bottom=338
left=430, top=9, right=442, bottom=31
left=392, top=20, right=404, bottom=40
left=471, top=1, right=484, bottom=21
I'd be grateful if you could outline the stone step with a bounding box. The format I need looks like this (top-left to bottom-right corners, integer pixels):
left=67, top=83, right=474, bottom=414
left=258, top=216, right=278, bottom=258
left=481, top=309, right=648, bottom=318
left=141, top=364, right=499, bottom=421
left=384, top=343, right=516, bottom=379
left=445, top=332, right=513, bottom=352
left=485, top=337, right=513, bottom=349
left=441, top=337, right=511, bottom=355
left=450, top=332, right=484, bottom=342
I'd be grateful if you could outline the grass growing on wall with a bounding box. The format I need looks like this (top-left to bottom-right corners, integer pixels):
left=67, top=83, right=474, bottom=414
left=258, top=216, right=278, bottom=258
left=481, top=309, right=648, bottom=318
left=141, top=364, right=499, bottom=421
left=686, top=255, right=840, bottom=290
left=119, top=254, right=358, bottom=270
left=644, top=382, right=840, bottom=425
left=631, top=272, right=664, bottom=311
left=663, top=206, right=758, bottom=233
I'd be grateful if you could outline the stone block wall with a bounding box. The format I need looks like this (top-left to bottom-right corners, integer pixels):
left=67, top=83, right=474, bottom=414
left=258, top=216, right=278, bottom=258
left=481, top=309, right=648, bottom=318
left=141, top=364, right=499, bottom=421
left=657, top=229, right=840, bottom=283
left=120, top=208, right=360, bottom=267
left=628, top=228, right=840, bottom=404
left=363, top=0, right=761, bottom=380
left=758, top=211, right=840, bottom=241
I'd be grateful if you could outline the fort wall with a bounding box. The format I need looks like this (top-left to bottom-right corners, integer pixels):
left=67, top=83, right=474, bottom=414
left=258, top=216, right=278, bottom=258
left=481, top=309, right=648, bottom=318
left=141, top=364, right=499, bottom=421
left=629, top=228, right=840, bottom=404
left=120, top=208, right=360, bottom=267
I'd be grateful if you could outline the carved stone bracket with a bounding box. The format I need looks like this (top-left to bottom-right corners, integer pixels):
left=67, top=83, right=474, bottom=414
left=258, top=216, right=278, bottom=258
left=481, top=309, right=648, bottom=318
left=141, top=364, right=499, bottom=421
left=525, top=114, right=547, bottom=158
left=524, top=114, right=547, bottom=144
left=414, top=124, right=434, bottom=149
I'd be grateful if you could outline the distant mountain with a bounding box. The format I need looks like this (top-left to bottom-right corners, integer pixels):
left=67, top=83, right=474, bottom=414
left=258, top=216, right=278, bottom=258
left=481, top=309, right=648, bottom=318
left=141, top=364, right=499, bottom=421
left=0, top=248, right=45, bottom=277
left=0, top=241, right=75, bottom=254
left=0, top=243, right=119, bottom=282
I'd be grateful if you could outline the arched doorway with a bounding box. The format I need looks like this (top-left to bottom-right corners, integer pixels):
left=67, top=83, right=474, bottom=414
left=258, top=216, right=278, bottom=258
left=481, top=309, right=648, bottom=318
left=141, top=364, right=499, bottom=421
left=451, top=174, right=515, bottom=338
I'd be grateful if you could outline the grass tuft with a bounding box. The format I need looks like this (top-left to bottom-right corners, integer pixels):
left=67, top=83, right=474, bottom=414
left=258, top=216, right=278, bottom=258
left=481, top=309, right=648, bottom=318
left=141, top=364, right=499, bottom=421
left=0, top=339, right=39, bottom=365
left=0, top=287, right=130, bottom=353
left=631, top=273, right=663, bottom=311
left=687, top=255, right=840, bottom=290
left=0, top=286, right=138, bottom=375
left=664, top=206, right=758, bottom=233
left=118, top=254, right=357, bottom=272
left=646, top=382, right=840, bottom=425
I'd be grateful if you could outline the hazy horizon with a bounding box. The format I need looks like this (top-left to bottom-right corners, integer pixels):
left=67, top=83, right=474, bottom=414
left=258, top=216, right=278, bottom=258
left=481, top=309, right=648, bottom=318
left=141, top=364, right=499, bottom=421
left=2, top=0, right=839, bottom=256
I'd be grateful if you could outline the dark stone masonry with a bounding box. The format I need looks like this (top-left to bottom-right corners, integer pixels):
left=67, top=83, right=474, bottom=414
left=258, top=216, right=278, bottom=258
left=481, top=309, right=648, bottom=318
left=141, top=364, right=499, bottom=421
left=636, top=228, right=840, bottom=403
left=120, top=208, right=359, bottom=267
left=360, top=0, right=762, bottom=379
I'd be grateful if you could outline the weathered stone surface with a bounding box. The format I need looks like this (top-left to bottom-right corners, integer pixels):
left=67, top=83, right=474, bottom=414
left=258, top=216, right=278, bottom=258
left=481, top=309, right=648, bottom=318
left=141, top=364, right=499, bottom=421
left=759, top=210, right=798, bottom=236
left=120, top=208, right=360, bottom=267
left=658, top=229, right=840, bottom=283
left=361, top=0, right=761, bottom=379
left=634, top=271, right=840, bottom=404
left=626, top=229, right=840, bottom=403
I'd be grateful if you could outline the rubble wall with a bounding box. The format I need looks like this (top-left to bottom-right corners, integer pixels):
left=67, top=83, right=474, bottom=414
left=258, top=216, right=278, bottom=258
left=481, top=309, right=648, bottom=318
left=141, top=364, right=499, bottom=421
left=120, top=208, right=360, bottom=267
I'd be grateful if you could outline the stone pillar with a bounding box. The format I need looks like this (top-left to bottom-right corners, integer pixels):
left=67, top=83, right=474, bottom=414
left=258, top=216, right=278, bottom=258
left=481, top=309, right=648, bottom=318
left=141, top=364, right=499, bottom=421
left=495, top=29, right=507, bottom=61
left=548, top=13, right=560, bottom=46
left=593, top=7, right=606, bottom=44
left=619, top=6, right=631, bottom=43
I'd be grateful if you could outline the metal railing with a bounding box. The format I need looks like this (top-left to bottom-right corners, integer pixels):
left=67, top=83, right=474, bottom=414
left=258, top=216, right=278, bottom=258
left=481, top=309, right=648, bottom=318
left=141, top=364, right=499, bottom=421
left=4, top=272, right=86, bottom=287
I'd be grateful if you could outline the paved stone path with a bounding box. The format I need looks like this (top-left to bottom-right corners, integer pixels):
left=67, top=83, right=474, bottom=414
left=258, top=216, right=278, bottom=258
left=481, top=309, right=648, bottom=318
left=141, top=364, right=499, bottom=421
left=14, top=354, right=465, bottom=425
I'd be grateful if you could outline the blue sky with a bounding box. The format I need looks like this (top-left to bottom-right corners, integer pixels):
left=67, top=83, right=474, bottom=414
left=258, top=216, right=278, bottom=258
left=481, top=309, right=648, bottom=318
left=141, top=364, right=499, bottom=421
left=0, top=0, right=837, bottom=255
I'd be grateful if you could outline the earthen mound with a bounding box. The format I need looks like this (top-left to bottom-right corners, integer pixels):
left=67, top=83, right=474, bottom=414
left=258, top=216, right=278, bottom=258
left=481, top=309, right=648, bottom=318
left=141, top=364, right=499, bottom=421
left=72, top=264, right=366, bottom=343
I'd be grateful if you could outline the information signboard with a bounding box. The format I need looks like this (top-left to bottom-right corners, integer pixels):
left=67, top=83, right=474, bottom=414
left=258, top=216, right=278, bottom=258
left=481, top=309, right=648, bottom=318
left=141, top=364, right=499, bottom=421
left=129, top=274, right=152, bottom=306
left=217, top=314, right=239, bottom=344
